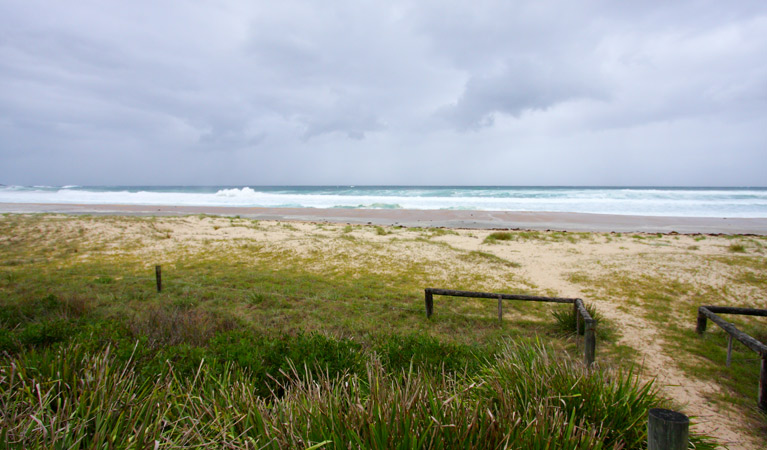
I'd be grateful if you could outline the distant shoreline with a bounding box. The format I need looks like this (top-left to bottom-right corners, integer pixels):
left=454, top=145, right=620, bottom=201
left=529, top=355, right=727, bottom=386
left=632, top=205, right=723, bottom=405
left=2, top=202, right=766, bottom=234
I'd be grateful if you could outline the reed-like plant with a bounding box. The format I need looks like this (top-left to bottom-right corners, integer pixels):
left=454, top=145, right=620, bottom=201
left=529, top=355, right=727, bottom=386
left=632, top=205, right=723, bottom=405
left=0, top=340, right=719, bottom=449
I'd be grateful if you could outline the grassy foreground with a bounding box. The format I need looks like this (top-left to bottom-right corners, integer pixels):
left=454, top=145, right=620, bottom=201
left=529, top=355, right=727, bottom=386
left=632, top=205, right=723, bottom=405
left=0, top=214, right=752, bottom=448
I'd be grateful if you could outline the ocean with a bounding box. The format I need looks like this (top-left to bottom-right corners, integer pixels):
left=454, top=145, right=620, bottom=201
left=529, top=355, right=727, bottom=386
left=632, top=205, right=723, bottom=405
left=1, top=185, right=766, bottom=218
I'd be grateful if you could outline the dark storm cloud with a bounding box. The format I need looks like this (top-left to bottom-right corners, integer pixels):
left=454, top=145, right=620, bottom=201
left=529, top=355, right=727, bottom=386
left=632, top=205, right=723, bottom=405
left=0, top=0, right=765, bottom=185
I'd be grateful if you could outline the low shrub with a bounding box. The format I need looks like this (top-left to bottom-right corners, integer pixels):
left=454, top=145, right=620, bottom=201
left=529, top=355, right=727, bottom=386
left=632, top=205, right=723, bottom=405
left=209, top=330, right=365, bottom=396
left=483, top=231, right=514, bottom=244
left=552, top=302, right=602, bottom=336
left=18, top=319, right=76, bottom=347
left=728, top=243, right=746, bottom=253
left=0, top=328, right=19, bottom=353
left=374, top=333, right=490, bottom=373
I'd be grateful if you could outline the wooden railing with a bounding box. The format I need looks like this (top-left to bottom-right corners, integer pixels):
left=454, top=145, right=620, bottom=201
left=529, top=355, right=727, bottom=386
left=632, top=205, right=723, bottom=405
left=696, top=305, right=767, bottom=411
left=424, top=288, right=597, bottom=367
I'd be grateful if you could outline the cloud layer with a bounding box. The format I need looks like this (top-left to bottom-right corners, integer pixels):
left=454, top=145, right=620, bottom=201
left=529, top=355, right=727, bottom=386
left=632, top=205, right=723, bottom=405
left=1, top=0, right=766, bottom=186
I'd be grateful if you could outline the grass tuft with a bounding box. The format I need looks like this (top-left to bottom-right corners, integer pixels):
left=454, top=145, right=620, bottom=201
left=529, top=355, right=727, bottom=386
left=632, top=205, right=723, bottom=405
left=728, top=243, right=746, bottom=253
left=552, top=302, right=602, bottom=336
left=483, top=231, right=514, bottom=244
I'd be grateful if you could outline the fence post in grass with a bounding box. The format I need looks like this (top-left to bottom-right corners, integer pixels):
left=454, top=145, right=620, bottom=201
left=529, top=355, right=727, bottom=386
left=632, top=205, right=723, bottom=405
left=155, top=265, right=162, bottom=293
left=647, top=408, right=689, bottom=450
left=760, top=355, right=767, bottom=411
left=726, top=335, right=733, bottom=367
left=425, top=289, right=433, bottom=318
left=497, top=294, right=503, bottom=322
left=574, top=301, right=582, bottom=335
left=696, top=308, right=707, bottom=334
left=584, top=319, right=595, bottom=367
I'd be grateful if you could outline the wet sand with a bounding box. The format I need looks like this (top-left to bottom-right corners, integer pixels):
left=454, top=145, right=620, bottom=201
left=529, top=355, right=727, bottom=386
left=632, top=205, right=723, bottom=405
left=2, top=202, right=766, bottom=234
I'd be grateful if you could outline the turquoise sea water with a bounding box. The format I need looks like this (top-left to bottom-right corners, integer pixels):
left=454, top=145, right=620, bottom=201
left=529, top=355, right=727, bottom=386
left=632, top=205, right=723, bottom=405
left=1, top=185, right=767, bottom=218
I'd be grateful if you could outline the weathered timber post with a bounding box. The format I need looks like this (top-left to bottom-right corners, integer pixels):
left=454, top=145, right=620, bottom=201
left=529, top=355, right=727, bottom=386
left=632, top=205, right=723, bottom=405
left=760, top=355, right=767, bottom=411
left=584, top=319, right=596, bottom=367
left=726, top=335, right=733, bottom=367
left=155, top=265, right=162, bottom=293
left=574, top=301, right=583, bottom=335
left=425, top=289, right=434, bottom=318
left=497, top=294, right=503, bottom=322
left=647, top=408, right=689, bottom=450
left=696, top=308, right=707, bottom=334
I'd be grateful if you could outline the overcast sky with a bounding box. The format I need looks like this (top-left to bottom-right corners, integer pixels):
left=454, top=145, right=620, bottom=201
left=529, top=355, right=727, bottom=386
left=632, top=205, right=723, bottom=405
left=1, top=0, right=766, bottom=186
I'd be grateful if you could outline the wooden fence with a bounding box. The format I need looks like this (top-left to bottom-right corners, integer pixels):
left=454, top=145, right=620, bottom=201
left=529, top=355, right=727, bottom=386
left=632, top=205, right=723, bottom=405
left=424, top=288, right=597, bottom=367
left=696, top=305, right=767, bottom=411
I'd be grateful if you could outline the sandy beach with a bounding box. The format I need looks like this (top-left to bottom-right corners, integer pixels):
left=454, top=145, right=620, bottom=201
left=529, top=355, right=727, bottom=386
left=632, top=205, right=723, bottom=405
left=2, top=202, right=767, bottom=234
left=1, top=212, right=766, bottom=448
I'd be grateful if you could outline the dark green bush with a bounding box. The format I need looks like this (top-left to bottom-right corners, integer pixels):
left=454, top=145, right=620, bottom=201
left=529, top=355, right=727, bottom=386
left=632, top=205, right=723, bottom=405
left=209, top=330, right=365, bottom=396
left=18, top=319, right=75, bottom=347
left=374, top=333, right=489, bottom=373
left=0, top=328, right=19, bottom=353
left=17, top=294, right=61, bottom=321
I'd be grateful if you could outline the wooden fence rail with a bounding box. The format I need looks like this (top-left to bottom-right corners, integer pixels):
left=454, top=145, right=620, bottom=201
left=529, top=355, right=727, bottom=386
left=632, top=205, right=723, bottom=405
left=696, top=305, right=767, bottom=411
left=424, top=288, right=597, bottom=367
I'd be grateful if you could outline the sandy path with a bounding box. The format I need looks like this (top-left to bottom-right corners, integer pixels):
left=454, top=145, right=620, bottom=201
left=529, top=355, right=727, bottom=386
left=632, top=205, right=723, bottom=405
left=516, top=256, right=758, bottom=450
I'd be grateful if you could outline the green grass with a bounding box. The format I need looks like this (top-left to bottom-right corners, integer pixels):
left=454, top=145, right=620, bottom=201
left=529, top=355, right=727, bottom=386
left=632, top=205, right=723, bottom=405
left=0, top=215, right=729, bottom=448
left=565, top=266, right=767, bottom=430
left=0, top=340, right=719, bottom=449
left=728, top=243, right=746, bottom=253
left=552, top=302, right=602, bottom=336
left=483, top=231, right=514, bottom=244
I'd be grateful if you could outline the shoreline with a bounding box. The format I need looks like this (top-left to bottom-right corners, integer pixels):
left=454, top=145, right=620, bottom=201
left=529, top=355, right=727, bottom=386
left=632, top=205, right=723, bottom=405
left=2, top=202, right=766, bottom=234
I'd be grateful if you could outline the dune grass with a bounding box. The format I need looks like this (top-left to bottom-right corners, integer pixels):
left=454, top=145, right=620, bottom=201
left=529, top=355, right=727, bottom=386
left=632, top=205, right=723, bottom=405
left=0, top=339, right=721, bottom=449
left=0, top=214, right=728, bottom=448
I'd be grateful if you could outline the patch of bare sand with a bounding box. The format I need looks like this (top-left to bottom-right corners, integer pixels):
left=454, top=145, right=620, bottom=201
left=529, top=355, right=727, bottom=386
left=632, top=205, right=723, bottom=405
left=463, top=232, right=760, bottom=450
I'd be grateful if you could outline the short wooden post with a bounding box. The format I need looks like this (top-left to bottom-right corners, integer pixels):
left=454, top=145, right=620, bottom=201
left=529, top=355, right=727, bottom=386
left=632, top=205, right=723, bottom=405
left=584, top=320, right=595, bottom=367
left=647, top=408, right=689, bottom=450
left=155, top=265, right=162, bottom=293
left=497, top=294, right=503, bottom=322
left=696, top=308, right=707, bottom=334
left=726, top=335, right=733, bottom=367
left=760, top=355, right=767, bottom=411
left=574, top=301, right=583, bottom=335
left=425, top=289, right=433, bottom=318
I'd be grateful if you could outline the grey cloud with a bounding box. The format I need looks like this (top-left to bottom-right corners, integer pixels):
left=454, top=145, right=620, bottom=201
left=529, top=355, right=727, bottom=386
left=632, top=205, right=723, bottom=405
left=0, top=0, right=765, bottom=186
left=438, top=57, right=606, bottom=129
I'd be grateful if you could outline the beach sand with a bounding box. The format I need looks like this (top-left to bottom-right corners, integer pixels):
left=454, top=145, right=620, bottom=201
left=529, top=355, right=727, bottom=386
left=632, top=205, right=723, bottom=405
left=2, top=202, right=767, bottom=234
left=2, top=211, right=765, bottom=448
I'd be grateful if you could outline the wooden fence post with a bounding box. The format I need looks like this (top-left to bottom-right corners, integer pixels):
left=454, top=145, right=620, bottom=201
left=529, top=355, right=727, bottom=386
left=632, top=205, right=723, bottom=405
left=584, top=320, right=595, bottom=367
left=760, top=355, right=767, bottom=411
left=574, top=301, right=583, bottom=335
left=726, top=335, right=733, bottom=367
left=425, top=289, right=433, bottom=318
left=696, top=308, right=707, bottom=334
left=155, top=265, right=162, bottom=293
left=647, top=408, right=689, bottom=450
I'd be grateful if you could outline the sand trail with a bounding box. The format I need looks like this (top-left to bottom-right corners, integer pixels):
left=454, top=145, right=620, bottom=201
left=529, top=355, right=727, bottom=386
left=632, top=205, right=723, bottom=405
left=516, top=258, right=758, bottom=450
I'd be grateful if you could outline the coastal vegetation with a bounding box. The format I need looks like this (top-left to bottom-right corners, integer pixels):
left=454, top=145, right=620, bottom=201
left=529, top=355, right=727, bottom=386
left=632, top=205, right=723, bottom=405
left=2, top=214, right=765, bottom=447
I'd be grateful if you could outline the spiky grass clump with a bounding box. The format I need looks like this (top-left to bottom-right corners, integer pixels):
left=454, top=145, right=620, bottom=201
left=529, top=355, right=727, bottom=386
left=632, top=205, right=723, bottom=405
left=0, top=341, right=718, bottom=449
left=552, top=302, right=602, bottom=336
left=483, top=231, right=514, bottom=244
left=728, top=243, right=746, bottom=253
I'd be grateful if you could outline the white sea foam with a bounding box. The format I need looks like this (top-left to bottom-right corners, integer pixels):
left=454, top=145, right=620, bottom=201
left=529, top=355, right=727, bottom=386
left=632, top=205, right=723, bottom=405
left=1, top=185, right=766, bottom=217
